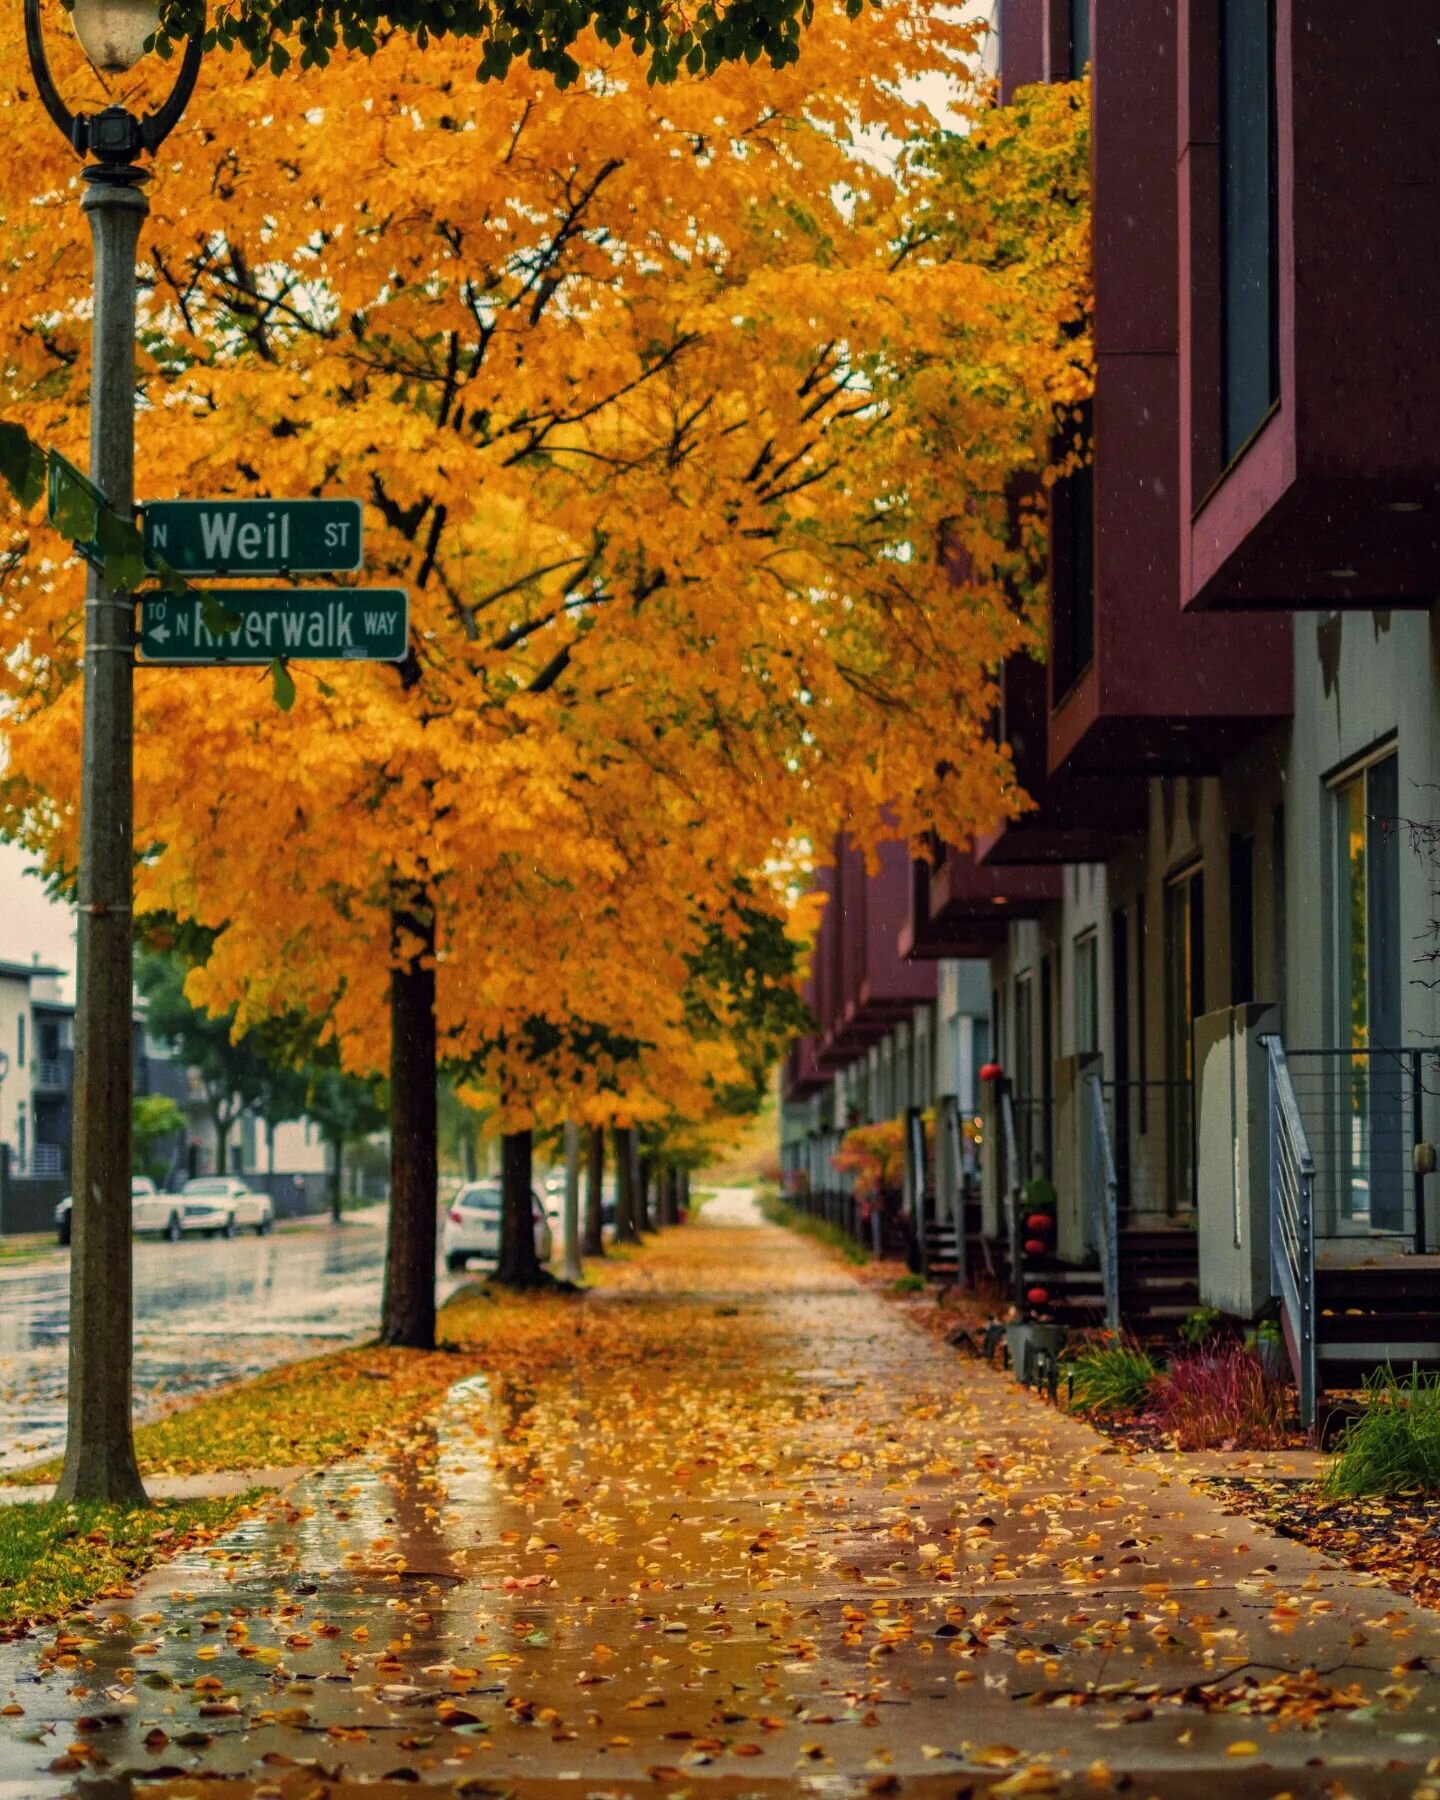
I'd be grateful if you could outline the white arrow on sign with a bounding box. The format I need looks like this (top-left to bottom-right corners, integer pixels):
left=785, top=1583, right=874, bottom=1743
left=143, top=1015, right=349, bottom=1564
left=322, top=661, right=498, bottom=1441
left=151, top=623, right=171, bottom=644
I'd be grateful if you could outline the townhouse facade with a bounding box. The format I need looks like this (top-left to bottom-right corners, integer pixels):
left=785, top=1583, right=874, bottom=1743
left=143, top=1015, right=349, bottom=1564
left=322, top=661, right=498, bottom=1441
left=783, top=0, right=1440, bottom=1430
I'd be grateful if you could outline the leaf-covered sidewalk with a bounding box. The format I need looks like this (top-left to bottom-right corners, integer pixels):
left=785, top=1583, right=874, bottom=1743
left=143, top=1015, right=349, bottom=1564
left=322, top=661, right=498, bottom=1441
left=5, top=1192, right=1440, bottom=1799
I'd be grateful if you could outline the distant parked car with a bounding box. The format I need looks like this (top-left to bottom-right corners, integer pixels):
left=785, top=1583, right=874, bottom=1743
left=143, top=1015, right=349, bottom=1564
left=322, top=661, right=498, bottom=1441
left=179, top=1176, right=275, bottom=1236
left=443, top=1181, right=552, bottom=1271
left=56, top=1177, right=189, bottom=1245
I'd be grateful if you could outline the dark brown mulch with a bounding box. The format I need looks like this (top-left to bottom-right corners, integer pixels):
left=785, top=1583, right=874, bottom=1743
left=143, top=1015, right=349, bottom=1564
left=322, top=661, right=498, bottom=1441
left=1201, top=1474, right=1440, bottom=1611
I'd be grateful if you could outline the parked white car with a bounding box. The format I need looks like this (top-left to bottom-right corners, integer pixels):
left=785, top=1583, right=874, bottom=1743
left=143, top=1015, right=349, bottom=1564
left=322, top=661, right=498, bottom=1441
left=56, top=1177, right=210, bottom=1245
left=443, top=1181, right=552, bottom=1271
left=179, top=1176, right=275, bottom=1236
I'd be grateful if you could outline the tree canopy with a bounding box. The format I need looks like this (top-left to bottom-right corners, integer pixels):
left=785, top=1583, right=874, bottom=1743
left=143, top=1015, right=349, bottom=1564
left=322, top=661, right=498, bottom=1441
left=0, top=11, right=1091, bottom=1153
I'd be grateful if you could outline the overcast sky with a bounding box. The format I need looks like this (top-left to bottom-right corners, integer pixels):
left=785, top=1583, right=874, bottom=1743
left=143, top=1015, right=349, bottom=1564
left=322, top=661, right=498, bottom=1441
left=0, top=841, right=77, bottom=996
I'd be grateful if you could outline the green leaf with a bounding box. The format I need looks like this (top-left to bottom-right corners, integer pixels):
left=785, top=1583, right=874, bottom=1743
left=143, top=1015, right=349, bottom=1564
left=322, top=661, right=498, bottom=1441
left=95, top=507, right=149, bottom=593
left=270, top=658, right=297, bottom=711
left=198, top=587, right=242, bottom=636
left=0, top=423, right=46, bottom=511
left=49, top=464, right=101, bottom=550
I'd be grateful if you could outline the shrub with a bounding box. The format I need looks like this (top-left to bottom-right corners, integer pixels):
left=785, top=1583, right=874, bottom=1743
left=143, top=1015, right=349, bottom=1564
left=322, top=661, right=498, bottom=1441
left=1179, top=1305, right=1225, bottom=1349
left=891, top=1273, right=926, bottom=1295
left=1327, top=1367, right=1440, bottom=1496
left=1068, top=1340, right=1160, bottom=1415
left=1152, top=1340, right=1292, bottom=1450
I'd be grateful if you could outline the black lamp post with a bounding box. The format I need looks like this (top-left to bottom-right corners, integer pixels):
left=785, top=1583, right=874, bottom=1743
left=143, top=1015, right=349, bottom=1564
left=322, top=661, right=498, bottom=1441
left=24, top=0, right=202, bottom=1505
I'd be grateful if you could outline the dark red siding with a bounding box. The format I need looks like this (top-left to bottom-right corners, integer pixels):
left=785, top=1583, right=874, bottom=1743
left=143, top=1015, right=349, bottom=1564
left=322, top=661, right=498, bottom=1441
left=1047, top=0, right=1291, bottom=776
left=1182, top=1, right=1440, bottom=609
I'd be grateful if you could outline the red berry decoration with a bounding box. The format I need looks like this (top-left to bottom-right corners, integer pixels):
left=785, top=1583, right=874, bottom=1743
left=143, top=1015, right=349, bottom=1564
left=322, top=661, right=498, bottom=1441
left=978, top=1063, right=1003, bottom=1084
left=1026, top=1213, right=1053, bottom=1234
left=1026, top=1286, right=1049, bottom=1306
left=1024, top=1238, right=1047, bottom=1255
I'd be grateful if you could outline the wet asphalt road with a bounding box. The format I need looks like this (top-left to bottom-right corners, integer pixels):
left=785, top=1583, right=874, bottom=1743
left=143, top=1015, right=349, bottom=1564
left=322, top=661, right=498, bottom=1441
left=0, top=1211, right=457, bottom=1474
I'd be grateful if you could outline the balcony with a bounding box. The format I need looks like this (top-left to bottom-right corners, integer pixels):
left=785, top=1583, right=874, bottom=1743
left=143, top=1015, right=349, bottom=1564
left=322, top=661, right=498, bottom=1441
left=899, top=855, right=1011, bottom=962
left=1180, top=1, right=1440, bottom=610
left=1044, top=0, right=1291, bottom=777
left=975, top=654, right=1147, bottom=865
left=31, top=1059, right=66, bottom=1094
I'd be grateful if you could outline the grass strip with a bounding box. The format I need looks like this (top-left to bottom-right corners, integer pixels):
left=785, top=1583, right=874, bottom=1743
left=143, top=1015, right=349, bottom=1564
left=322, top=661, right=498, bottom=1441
left=0, top=1496, right=256, bottom=1634
left=755, top=1189, right=869, bottom=1265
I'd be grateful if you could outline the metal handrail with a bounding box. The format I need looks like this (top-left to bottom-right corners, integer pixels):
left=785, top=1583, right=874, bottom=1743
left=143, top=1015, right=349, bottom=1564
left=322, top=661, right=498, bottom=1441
left=1086, top=1074, right=1120, bottom=1332
left=999, top=1084, right=1023, bottom=1306
left=1265, top=1036, right=1318, bottom=1431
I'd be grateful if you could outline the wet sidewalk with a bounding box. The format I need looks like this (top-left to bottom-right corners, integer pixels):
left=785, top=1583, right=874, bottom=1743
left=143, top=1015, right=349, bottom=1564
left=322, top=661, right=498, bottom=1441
left=4, top=1190, right=1440, bottom=1798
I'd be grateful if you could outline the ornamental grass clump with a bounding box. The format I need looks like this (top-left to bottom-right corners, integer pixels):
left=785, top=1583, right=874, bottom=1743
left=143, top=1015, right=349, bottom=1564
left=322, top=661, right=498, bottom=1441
left=1068, top=1339, right=1160, bottom=1415
left=1153, top=1340, right=1292, bottom=1451
left=1327, top=1366, right=1440, bottom=1496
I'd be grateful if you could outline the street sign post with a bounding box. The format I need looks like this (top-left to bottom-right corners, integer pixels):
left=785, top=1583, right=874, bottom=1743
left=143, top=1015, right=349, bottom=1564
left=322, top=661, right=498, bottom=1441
left=137, top=588, right=408, bottom=664
left=142, top=498, right=363, bottom=576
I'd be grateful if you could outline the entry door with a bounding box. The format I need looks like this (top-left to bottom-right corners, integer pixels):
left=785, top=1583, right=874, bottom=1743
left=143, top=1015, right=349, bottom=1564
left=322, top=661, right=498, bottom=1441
left=1334, top=753, right=1403, bottom=1231
left=1164, top=865, right=1203, bottom=1212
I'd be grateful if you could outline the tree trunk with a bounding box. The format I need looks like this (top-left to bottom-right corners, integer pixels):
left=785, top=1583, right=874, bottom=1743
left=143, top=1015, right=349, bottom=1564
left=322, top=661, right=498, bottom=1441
left=660, top=1165, right=679, bottom=1226
left=380, top=900, right=438, bottom=1348
left=498, top=1128, right=543, bottom=1286
left=680, top=1169, right=690, bottom=1220
left=562, top=1119, right=583, bottom=1284
left=210, top=1104, right=231, bottom=1176
left=266, top=1119, right=276, bottom=1178
left=329, top=1130, right=345, bottom=1224
left=613, top=1126, right=639, bottom=1244
left=583, top=1124, right=606, bottom=1256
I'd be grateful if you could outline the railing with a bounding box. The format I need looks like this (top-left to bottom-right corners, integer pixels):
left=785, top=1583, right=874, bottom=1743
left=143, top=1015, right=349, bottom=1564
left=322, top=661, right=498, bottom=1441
left=1086, top=1073, right=1120, bottom=1331
left=1284, top=1046, right=1438, bottom=1253
left=31, top=1059, right=66, bottom=1093
left=1266, top=1036, right=1318, bottom=1432
left=12, top=1143, right=65, bottom=1178
left=942, top=1095, right=966, bottom=1287
left=1103, top=1078, right=1197, bottom=1216
left=998, top=1084, right=1023, bottom=1306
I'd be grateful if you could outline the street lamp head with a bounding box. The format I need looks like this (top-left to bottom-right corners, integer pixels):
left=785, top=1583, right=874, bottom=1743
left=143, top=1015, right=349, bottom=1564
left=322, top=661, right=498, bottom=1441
left=68, top=0, right=161, bottom=73
left=24, top=0, right=202, bottom=176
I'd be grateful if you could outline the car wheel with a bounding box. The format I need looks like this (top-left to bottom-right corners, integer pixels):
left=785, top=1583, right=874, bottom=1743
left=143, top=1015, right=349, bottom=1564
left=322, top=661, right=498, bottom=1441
left=257, top=1214, right=273, bottom=1236
left=57, top=1220, right=71, bottom=1247
left=220, top=1215, right=236, bottom=1239
left=166, top=1213, right=182, bottom=1242
left=446, top=1251, right=467, bottom=1273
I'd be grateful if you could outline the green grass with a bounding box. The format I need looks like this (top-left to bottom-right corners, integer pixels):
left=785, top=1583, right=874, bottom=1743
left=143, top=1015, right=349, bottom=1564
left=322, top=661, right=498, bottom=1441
left=756, top=1189, right=869, bottom=1265
left=0, top=1233, right=61, bottom=1266
left=891, top=1273, right=926, bottom=1295
left=0, top=1496, right=258, bottom=1631
left=1068, top=1339, right=1161, bottom=1415
left=1327, top=1366, right=1440, bottom=1496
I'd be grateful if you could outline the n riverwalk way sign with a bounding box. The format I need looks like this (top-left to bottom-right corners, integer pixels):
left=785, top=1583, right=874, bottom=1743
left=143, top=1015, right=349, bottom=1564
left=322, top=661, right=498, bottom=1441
left=138, top=589, right=408, bottom=665
left=142, top=498, right=363, bottom=576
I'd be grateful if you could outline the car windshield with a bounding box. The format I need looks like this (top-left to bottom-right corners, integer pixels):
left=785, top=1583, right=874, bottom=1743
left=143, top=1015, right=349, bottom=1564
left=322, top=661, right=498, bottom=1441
left=457, top=1186, right=502, bottom=1211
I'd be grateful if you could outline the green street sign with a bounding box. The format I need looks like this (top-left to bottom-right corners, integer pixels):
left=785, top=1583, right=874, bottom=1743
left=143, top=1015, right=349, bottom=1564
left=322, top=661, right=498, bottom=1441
left=141, top=498, right=363, bottom=576
left=137, top=589, right=408, bottom=665
left=47, top=451, right=110, bottom=571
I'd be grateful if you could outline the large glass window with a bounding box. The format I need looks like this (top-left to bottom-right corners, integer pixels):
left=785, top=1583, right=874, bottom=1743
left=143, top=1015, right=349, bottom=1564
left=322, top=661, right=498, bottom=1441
left=1333, top=754, right=1403, bottom=1230
left=1069, top=0, right=1090, bottom=76
left=1074, top=931, right=1099, bottom=1055
left=1051, top=405, right=1095, bottom=702
left=1229, top=832, right=1255, bottom=1004
left=1220, top=0, right=1279, bottom=464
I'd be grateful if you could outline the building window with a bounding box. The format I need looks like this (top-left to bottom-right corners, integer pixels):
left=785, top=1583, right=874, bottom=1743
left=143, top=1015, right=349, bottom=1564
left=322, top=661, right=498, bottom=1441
left=1220, top=0, right=1279, bottom=464
left=1051, top=403, right=1095, bottom=703
left=1332, top=750, right=1402, bottom=1230
left=1164, top=863, right=1204, bottom=1210
left=1272, top=803, right=1287, bottom=1018
left=1229, top=832, right=1255, bottom=1004
left=1069, top=0, right=1090, bottom=76
left=1074, top=930, right=1099, bottom=1055
left=16, top=1014, right=24, bottom=1070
